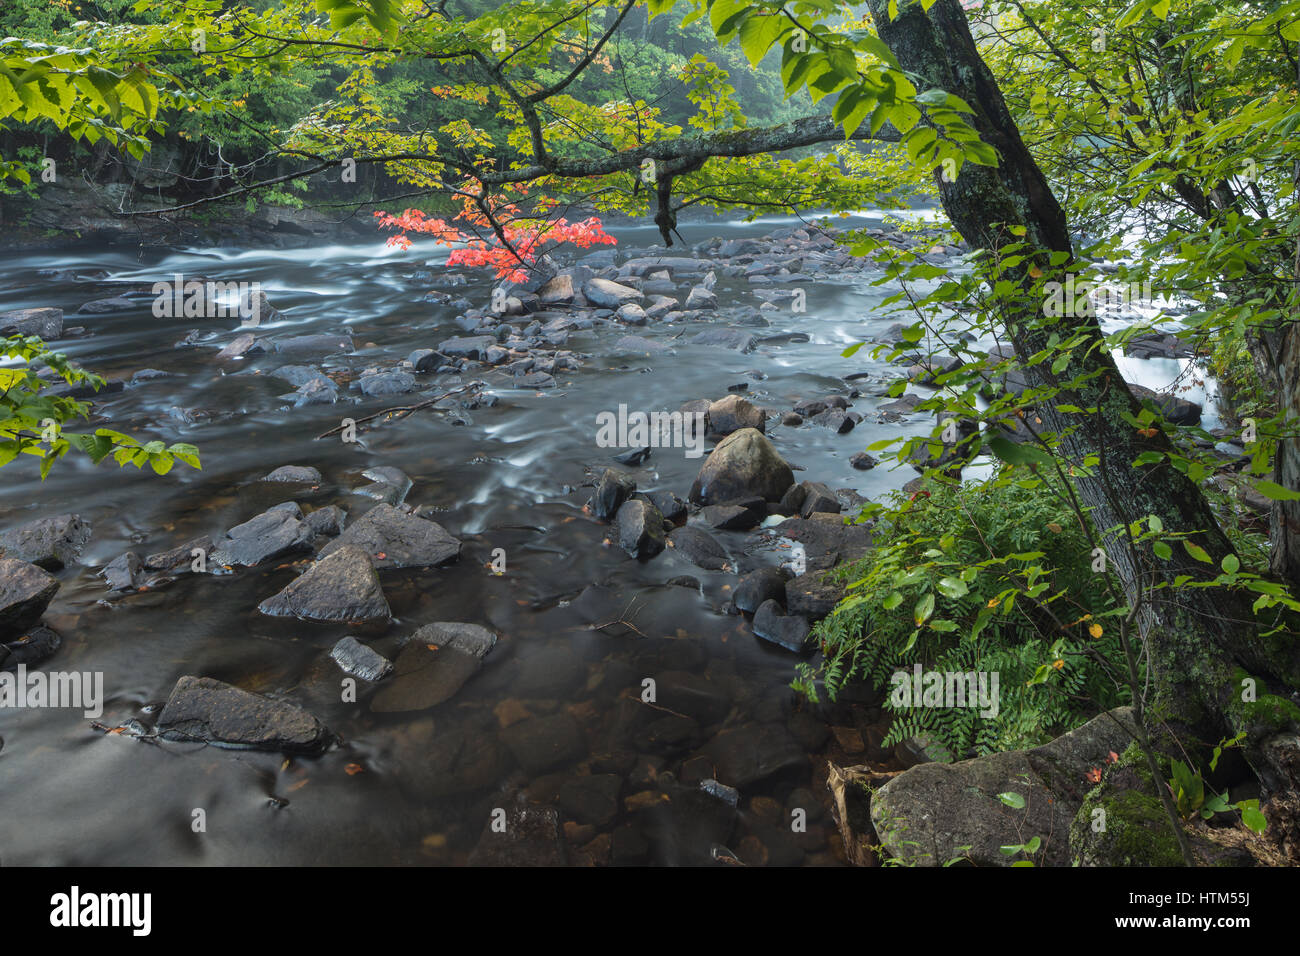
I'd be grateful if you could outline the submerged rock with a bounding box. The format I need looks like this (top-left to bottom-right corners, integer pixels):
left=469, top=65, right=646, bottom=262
left=157, top=675, right=332, bottom=755
left=468, top=804, right=567, bottom=866
left=369, top=622, right=498, bottom=712
left=614, top=498, right=667, bottom=560
left=257, top=544, right=391, bottom=626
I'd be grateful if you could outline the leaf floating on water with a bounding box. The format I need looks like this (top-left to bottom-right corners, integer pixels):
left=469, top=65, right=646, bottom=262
left=345, top=763, right=364, bottom=776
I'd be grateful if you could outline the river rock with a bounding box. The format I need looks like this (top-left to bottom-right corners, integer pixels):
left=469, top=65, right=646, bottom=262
left=644, top=490, right=687, bottom=522
left=101, top=551, right=144, bottom=591
left=752, top=599, right=811, bottom=652
left=210, top=505, right=314, bottom=567
left=684, top=286, right=718, bottom=310
left=614, top=498, right=666, bottom=559
left=616, top=303, right=648, bottom=325
left=690, top=328, right=755, bottom=352
left=784, top=572, right=845, bottom=621
left=797, top=481, right=841, bottom=517
left=304, top=505, right=346, bottom=537
left=469, top=804, right=567, bottom=866
left=78, top=296, right=137, bottom=314
left=144, top=535, right=213, bottom=574
left=699, top=496, right=766, bottom=531
left=0, top=307, right=62, bottom=338
left=1, top=623, right=62, bottom=669
left=537, top=273, right=575, bottom=305
left=870, top=707, right=1134, bottom=867
left=689, top=428, right=794, bottom=504
left=589, top=469, right=635, bottom=521
left=667, top=526, right=728, bottom=570
left=502, top=713, right=586, bottom=775
left=358, top=369, right=418, bottom=396
left=733, top=567, right=786, bottom=615
left=0, top=514, right=91, bottom=570
left=0, top=558, right=60, bottom=638
left=274, top=333, right=354, bottom=357
left=157, top=675, right=332, bottom=755
left=329, top=636, right=393, bottom=681
left=257, top=544, right=391, bottom=626
left=320, top=503, right=460, bottom=569
left=706, top=394, right=765, bottom=435
left=218, top=334, right=259, bottom=361
left=261, top=465, right=321, bottom=484
left=584, top=278, right=643, bottom=308
left=700, top=723, right=806, bottom=789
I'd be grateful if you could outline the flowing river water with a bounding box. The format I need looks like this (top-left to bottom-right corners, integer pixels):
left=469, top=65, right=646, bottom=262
left=0, top=208, right=1217, bottom=865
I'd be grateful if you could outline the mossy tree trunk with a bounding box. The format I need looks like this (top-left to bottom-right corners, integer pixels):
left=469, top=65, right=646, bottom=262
left=864, top=0, right=1300, bottom=794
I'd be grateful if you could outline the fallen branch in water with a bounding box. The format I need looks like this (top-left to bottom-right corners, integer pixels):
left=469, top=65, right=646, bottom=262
left=314, top=381, right=486, bottom=439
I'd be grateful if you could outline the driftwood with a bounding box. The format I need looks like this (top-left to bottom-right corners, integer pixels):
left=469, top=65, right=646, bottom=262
left=314, top=380, right=486, bottom=439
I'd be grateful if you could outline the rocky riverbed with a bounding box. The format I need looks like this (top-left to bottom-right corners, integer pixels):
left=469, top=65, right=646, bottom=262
left=0, top=211, right=1251, bottom=865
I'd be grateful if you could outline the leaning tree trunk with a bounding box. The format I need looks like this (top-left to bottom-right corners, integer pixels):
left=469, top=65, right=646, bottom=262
left=863, top=0, right=1300, bottom=797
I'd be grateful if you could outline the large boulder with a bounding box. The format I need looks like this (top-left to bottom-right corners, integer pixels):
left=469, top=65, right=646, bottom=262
left=157, top=675, right=332, bottom=755
left=257, top=544, right=391, bottom=626
left=688, top=428, right=794, bottom=504
left=0, top=558, right=60, bottom=639
left=869, top=707, right=1134, bottom=866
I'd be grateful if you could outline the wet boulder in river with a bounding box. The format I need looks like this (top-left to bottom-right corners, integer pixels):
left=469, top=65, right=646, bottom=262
left=0, top=557, right=60, bottom=639
left=320, top=503, right=460, bottom=569
left=667, top=526, right=729, bottom=570
left=689, top=428, right=794, bottom=505
left=583, top=277, right=643, bottom=309
left=209, top=504, right=314, bottom=568
left=752, top=599, right=811, bottom=653
left=0, top=514, right=91, bottom=571
left=614, top=497, right=667, bottom=560
left=330, top=636, right=393, bottom=682
left=157, top=675, right=333, bottom=755
left=589, top=469, right=636, bottom=522
left=733, top=567, right=786, bottom=615
left=706, top=393, right=765, bottom=436
left=0, top=307, right=62, bottom=338
left=257, top=544, right=391, bottom=626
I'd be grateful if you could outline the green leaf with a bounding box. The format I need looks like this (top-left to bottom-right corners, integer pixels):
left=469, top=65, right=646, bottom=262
left=997, top=792, right=1026, bottom=809
left=913, top=591, right=935, bottom=626
left=936, top=576, right=968, bottom=599
left=1183, top=540, right=1213, bottom=564
left=1253, top=480, right=1300, bottom=501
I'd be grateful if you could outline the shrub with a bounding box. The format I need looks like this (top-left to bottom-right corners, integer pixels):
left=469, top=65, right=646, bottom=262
left=794, top=469, right=1131, bottom=758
